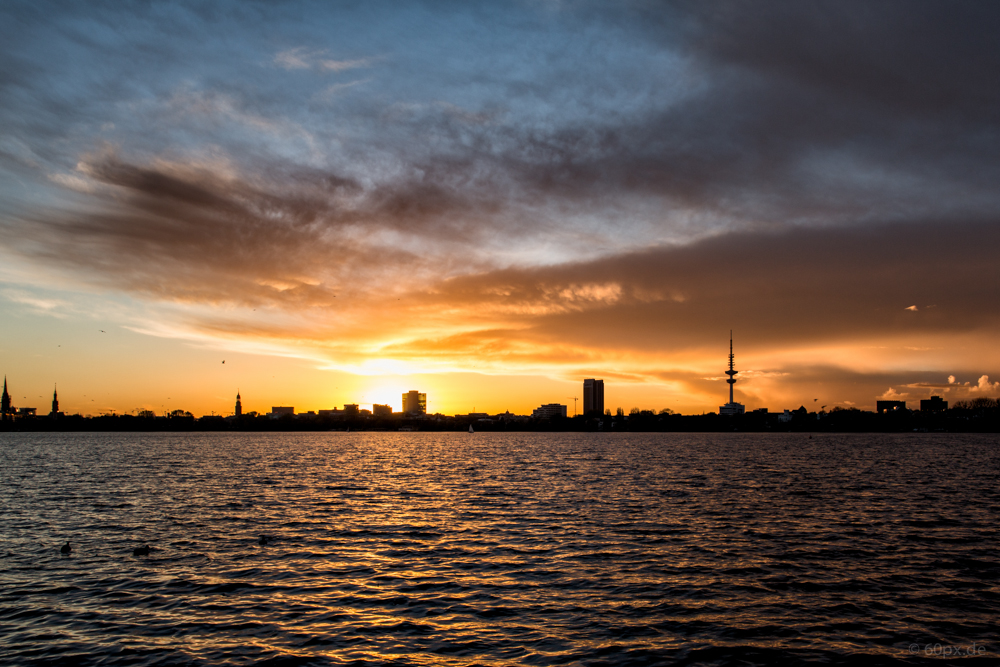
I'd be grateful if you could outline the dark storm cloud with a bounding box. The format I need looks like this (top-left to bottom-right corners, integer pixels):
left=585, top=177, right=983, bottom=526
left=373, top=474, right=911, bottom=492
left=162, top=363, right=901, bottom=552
left=476, top=1, right=1000, bottom=228
left=7, top=151, right=512, bottom=304
left=407, top=218, right=1000, bottom=356
left=675, top=1, right=1000, bottom=124
left=5, top=1, right=1000, bottom=241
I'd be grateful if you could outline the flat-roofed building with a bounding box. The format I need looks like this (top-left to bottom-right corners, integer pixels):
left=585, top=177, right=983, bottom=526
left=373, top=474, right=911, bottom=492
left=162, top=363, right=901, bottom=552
left=532, top=403, right=567, bottom=419
left=920, top=396, right=948, bottom=411
left=583, top=379, right=604, bottom=416
left=402, top=391, right=426, bottom=415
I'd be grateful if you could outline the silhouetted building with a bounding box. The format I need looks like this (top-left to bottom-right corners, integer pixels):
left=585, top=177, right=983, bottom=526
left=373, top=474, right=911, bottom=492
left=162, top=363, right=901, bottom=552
left=235, top=391, right=242, bottom=417
left=532, top=403, right=567, bottom=419
left=269, top=406, right=295, bottom=418
left=877, top=400, right=906, bottom=414
left=583, top=379, right=604, bottom=415
left=403, top=390, right=426, bottom=415
left=719, top=332, right=746, bottom=416
left=920, top=396, right=948, bottom=412
left=51, top=385, right=59, bottom=416
left=372, top=404, right=392, bottom=417
left=344, top=403, right=360, bottom=417
left=1, top=376, right=11, bottom=420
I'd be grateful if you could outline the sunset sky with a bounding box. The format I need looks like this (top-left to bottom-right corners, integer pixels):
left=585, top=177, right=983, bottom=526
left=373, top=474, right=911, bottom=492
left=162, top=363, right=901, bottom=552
left=2, top=1, right=999, bottom=417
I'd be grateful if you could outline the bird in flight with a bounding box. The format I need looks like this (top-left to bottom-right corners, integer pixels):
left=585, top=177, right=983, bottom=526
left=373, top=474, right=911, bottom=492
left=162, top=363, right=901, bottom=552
left=222, top=360, right=226, bottom=364
left=99, top=330, right=105, bottom=333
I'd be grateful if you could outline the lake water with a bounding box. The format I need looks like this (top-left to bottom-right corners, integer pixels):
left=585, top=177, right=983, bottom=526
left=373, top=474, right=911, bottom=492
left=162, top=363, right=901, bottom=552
left=1, top=432, right=998, bottom=665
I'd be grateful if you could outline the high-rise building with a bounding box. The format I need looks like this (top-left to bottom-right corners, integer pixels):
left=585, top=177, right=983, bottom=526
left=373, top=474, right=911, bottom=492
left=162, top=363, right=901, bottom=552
left=719, top=332, right=746, bottom=416
left=372, top=404, right=393, bottom=417
left=402, top=390, right=426, bottom=415
left=583, top=379, right=604, bottom=416
left=235, top=391, right=242, bottom=417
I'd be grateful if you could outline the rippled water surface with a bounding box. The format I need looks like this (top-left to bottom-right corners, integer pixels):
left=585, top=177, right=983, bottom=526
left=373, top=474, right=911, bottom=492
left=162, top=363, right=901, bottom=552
left=2, top=432, right=998, bottom=665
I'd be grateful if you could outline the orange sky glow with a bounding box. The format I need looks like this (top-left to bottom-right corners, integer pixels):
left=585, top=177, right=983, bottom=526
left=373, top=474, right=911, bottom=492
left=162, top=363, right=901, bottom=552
left=2, top=4, right=999, bottom=417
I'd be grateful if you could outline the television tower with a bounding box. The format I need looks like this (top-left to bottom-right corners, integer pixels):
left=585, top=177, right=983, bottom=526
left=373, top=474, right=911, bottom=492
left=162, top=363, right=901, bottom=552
left=720, top=331, right=745, bottom=416
left=726, top=331, right=737, bottom=404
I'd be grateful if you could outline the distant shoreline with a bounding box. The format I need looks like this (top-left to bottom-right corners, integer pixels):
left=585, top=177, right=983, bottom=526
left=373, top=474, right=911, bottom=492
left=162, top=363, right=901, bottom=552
left=3, top=410, right=999, bottom=433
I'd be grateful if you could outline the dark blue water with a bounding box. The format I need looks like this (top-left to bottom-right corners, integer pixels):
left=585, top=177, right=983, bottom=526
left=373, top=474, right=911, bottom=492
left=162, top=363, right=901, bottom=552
left=1, top=432, right=998, bottom=665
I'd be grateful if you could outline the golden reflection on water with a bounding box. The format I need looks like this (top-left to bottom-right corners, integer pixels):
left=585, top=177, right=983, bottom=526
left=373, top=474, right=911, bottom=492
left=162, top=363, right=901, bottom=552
left=0, top=432, right=998, bottom=665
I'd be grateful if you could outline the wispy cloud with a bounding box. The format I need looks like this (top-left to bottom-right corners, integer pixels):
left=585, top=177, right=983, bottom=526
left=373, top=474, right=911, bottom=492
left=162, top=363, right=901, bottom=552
left=274, top=47, right=381, bottom=72
left=320, top=78, right=371, bottom=98
left=2, top=288, right=70, bottom=315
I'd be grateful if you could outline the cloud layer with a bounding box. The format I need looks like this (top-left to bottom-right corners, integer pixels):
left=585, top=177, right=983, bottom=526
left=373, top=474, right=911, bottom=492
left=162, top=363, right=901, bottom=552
left=2, top=1, right=999, bottom=411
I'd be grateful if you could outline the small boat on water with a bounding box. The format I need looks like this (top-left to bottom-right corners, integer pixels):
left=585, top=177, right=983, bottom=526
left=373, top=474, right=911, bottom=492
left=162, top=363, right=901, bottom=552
left=468, top=424, right=474, bottom=433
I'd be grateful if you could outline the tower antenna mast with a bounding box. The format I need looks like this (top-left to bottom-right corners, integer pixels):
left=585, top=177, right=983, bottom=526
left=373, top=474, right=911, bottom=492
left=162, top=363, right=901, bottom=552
left=725, top=330, right=738, bottom=405
left=720, top=330, right=745, bottom=415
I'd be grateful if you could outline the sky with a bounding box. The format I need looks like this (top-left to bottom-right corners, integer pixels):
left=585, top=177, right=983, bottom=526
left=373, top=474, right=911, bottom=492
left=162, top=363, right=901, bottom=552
left=2, top=0, right=999, bottom=417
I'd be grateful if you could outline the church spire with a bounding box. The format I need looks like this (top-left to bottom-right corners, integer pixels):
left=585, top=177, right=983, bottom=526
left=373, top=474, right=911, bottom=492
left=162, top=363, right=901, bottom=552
left=51, top=384, right=59, bottom=415
left=2, top=376, right=10, bottom=412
